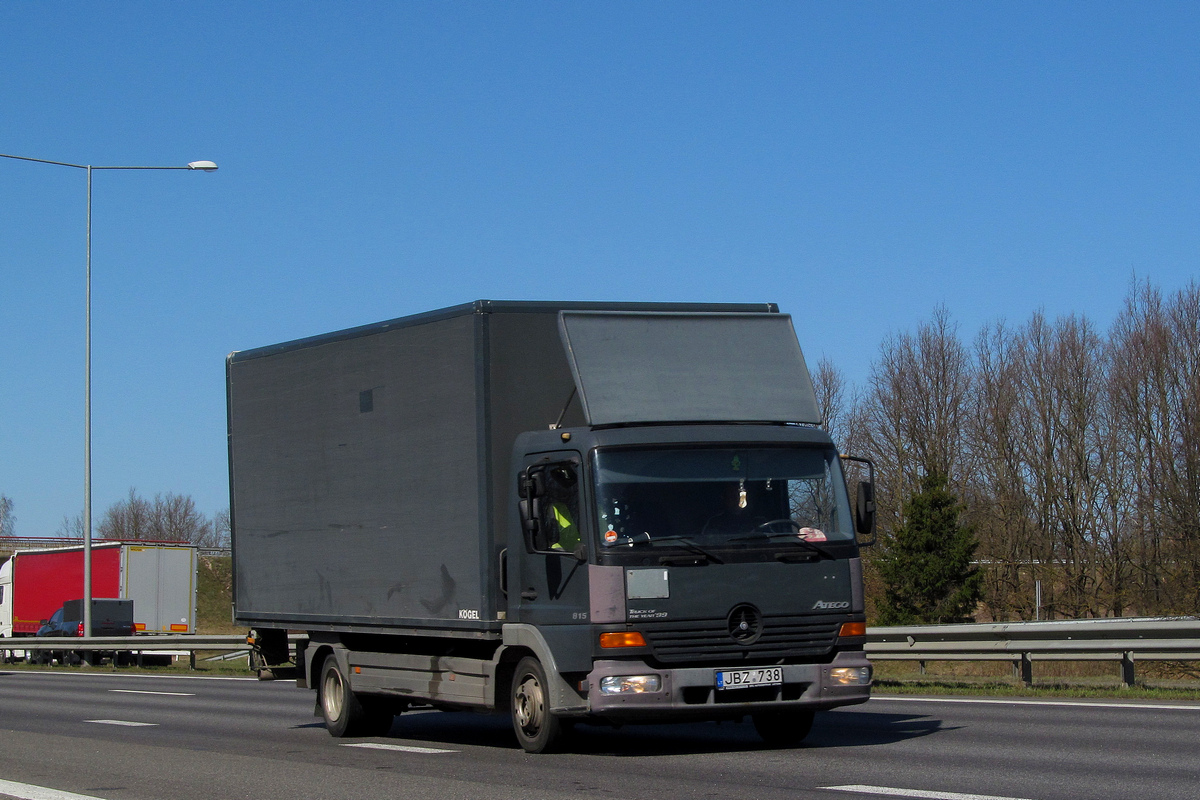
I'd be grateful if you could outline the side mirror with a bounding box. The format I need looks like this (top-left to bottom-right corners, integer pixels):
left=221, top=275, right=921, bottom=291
left=519, top=496, right=546, bottom=549
left=855, top=481, right=876, bottom=539
left=518, top=468, right=550, bottom=551
left=840, top=454, right=877, bottom=547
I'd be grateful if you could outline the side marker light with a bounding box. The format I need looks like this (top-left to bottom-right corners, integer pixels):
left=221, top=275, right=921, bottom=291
left=599, top=631, right=647, bottom=649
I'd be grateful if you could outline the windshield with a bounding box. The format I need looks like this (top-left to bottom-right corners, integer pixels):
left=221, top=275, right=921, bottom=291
left=592, top=445, right=855, bottom=553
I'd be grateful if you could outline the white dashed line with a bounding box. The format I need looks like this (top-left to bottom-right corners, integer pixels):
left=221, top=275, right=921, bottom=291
left=108, top=689, right=194, bottom=697
left=341, top=742, right=457, bottom=754
left=83, top=719, right=158, bottom=727
left=823, top=785, right=1036, bottom=800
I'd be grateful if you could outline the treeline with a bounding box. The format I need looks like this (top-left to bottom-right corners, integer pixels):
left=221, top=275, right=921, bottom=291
left=55, top=489, right=230, bottom=548
left=822, top=279, right=1200, bottom=621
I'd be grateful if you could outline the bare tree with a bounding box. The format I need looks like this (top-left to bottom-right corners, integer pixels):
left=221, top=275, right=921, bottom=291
left=56, top=512, right=87, bottom=538
left=1044, top=315, right=1107, bottom=617
left=812, top=357, right=854, bottom=452
left=99, top=488, right=155, bottom=540
left=1108, top=279, right=1200, bottom=614
left=861, top=306, right=972, bottom=531
left=0, top=495, right=14, bottom=537
left=208, top=508, right=231, bottom=548
left=856, top=307, right=976, bottom=622
left=968, top=320, right=1035, bottom=619
left=99, top=488, right=216, bottom=545
left=154, top=493, right=212, bottom=543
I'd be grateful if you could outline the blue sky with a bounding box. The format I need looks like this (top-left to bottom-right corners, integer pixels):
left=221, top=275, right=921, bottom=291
left=2, top=2, right=1197, bottom=537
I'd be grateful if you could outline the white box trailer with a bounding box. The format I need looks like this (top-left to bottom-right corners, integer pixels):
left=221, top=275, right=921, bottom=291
left=121, top=544, right=199, bottom=633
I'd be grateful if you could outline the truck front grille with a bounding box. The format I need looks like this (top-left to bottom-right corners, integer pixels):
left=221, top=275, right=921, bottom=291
left=644, top=615, right=841, bottom=664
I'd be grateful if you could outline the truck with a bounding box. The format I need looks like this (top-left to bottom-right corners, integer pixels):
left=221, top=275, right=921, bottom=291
left=228, top=300, right=876, bottom=752
left=0, top=542, right=199, bottom=640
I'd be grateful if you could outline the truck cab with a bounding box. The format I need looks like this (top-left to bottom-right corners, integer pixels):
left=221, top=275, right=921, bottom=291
left=506, top=424, right=873, bottom=750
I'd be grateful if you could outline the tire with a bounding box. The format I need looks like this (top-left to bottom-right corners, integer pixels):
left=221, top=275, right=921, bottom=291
left=319, top=654, right=393, bottom=738
left=510, top=657, right=563, bottom=754
left=752, top=709, right=815, bottom=747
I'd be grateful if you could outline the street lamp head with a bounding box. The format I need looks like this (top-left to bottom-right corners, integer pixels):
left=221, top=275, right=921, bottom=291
left=187, top=160, right=219, bottom=172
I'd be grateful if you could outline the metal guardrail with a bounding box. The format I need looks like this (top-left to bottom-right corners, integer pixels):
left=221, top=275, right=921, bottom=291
left=5, top=619, right=1198, bottom=687
left=0, top=634, right=291, bottom=670
left=866, top=616, right=1200, bottom=686
left=2, top=634, right=249, bottom=651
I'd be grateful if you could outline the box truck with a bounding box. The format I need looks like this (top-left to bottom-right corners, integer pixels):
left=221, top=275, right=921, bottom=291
left=0, top=542, right=198, bottom=638
left=229, top=301, right=875, bottom=752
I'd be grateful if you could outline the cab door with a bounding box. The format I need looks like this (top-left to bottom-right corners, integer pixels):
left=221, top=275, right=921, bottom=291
left=515, top=453, right=590, bottom=626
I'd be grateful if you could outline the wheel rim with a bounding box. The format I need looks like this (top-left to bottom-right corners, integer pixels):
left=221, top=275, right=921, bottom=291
left=513, top=673, right=545, bottom=736
left=323, top=667, right=345, bottom=722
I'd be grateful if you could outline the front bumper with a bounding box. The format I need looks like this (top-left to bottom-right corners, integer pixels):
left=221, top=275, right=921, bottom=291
left=582, top=650, right=872, bottom=721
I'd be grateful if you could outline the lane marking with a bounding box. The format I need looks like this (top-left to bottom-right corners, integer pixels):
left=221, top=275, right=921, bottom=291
left=871, top=695, right=1200, bottom=712
left=341, top=742, right=457, bottom=754
left=823, top=785, right=1035, bottom=800
left=108, top=689, right=194, bottom=697
left=0, top=777, right=107, bottom=800
left=83, top=719, right=158, bottom=727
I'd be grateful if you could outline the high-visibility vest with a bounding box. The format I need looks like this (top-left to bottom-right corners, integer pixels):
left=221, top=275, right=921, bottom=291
left=549, top=501, right=579, bottom=550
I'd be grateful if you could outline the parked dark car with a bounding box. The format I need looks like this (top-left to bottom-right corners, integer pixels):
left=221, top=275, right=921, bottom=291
left=35, top=606, right=82, bottom=638
left=33, top=598, right=134, bottom=665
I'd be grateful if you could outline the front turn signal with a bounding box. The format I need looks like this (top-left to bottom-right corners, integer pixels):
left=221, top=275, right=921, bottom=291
left=838, top=622, right=866, bottom=638
left=599, top=631, right=647, bottom=649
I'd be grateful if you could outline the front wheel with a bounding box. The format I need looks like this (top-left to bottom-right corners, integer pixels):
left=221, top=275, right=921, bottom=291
left=319, top=654, right=393, bottom=737
left=510, top=657, right=563, bottom=753
left=752, top=709, right=815, bottom=747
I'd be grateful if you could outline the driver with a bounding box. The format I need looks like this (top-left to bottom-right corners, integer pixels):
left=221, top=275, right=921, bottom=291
left=546, top=466, right=580, bottom=551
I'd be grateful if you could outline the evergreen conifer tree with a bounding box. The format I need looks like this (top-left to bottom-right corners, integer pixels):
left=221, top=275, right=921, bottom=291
left=876, top=472, right=982, bottom=625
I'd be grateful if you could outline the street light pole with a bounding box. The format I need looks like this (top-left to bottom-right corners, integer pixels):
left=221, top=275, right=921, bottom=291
left=0, top=153, right=217, bottom=641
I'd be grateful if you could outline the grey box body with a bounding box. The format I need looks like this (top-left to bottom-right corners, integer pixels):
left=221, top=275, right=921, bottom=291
left=227, top=300, right=777, bottom=635
left=121, top=545, right=198, bottom=633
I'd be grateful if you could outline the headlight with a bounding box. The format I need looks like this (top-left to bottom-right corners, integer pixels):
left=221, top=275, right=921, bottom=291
left=599, top=674, right=662, bottom=694
left=829, top=666, right=872, bottom=685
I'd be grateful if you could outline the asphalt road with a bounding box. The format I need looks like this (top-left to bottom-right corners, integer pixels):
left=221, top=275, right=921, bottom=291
left=0, top=669, right=1197, bottom=800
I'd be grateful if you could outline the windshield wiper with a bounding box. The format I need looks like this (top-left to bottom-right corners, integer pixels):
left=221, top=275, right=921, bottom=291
left=625, top=534, right=724, bottom=564
left=727, top=531, right=834, bottom=559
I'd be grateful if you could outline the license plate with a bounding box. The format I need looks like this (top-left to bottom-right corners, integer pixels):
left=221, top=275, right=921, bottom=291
left=715, top=667, right=783, bottom=690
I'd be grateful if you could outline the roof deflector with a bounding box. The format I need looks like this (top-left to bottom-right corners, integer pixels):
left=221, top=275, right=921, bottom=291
left=557, top=311, right=821, bottom=427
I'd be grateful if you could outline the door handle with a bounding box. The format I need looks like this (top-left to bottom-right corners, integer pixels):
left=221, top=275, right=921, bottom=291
left=521, top=588, right=538, bottom=601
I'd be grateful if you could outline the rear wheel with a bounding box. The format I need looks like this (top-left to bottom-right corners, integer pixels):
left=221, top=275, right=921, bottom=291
left=319, top=655, right=393, bottom=737
left=510, top=657, right=563, bottom=753
left=752, top=709, right=815, bottom=747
